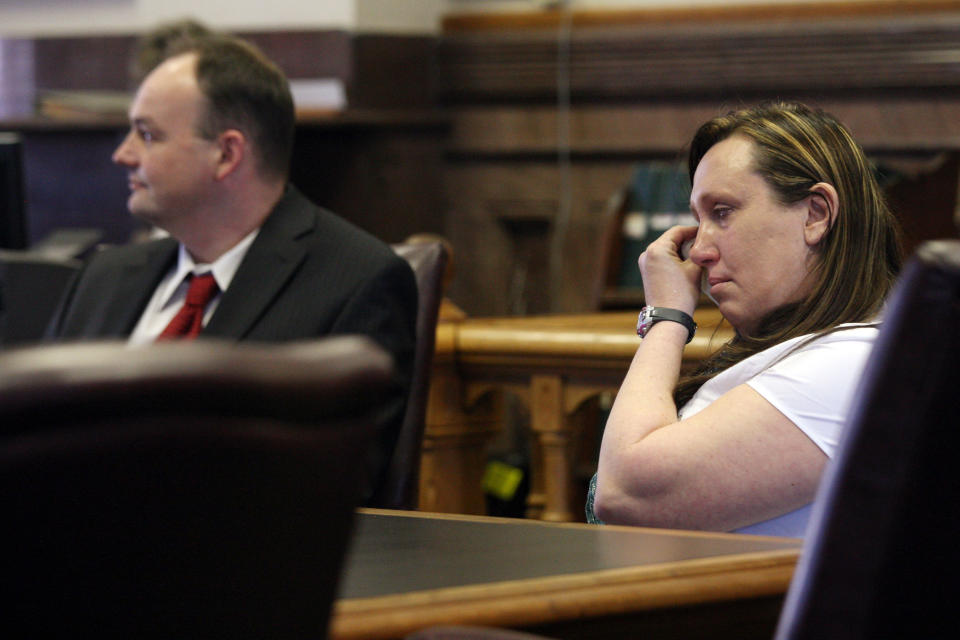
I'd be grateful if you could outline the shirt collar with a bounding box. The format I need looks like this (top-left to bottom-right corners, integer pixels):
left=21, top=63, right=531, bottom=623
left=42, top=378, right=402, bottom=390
left=157, top=229, right=260, bottom=310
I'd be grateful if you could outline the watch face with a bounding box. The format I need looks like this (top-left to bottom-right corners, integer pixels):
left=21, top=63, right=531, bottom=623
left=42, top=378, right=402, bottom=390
left=636, top=306, right=697, bottom=343
left=636, top=306, right=654, bottom=337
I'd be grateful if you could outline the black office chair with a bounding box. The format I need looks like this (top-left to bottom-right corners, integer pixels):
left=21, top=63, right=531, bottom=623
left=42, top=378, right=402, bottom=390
left=368, top=234, right=450, bottom=509
left=0, top=249, right=81, bottom=346
left=774, top=239, right=960, bottom=639
left=1, top=336, right=397, bottom=639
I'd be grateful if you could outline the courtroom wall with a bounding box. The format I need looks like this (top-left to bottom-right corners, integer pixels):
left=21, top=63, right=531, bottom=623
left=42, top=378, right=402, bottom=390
left=4, top=0, right=959, bottom=317
left=437, top=1, right=960, bottom=315
left=0, top=0, right=843, bottom=37
left=0, top=0, right=441, bottom=36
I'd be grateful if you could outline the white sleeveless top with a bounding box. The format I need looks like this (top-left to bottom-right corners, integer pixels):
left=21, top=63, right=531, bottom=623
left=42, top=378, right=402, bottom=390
left=678, top=324, right=878, bottom=537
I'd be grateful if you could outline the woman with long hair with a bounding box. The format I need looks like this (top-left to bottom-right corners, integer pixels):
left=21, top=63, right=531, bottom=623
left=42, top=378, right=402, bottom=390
left=590, top=102, right=902, bottom=536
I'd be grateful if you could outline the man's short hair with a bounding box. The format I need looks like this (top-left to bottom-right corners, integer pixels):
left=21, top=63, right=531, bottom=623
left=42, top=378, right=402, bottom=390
left=171, top=35, right=295, bottom=181
left=130, top=18, right=216, bottom=85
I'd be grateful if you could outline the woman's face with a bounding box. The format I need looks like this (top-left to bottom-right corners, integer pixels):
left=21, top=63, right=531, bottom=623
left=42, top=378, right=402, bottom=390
left=687, top=134, right=819, bottom=335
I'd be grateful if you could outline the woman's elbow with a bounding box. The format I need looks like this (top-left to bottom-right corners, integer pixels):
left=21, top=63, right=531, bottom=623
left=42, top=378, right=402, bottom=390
left=592, top=478, right=646, bottom=525
left=593, top=461, right=680, bottom=526
left=591, top=484, right=620, bottom=523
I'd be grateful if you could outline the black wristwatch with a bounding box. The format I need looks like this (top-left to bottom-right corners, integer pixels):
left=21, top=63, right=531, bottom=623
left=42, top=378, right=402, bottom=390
left=636, top=306, right=697, bottom=344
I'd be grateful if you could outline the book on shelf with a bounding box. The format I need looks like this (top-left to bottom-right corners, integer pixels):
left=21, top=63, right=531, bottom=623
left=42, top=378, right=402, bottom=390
left=37, top=91, right=132, bottom=120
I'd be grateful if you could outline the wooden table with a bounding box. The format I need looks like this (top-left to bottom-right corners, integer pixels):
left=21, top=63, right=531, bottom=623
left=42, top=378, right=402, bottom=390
left=419, top=308, right=734, bottom=521
left=331, top=509, right=800, bottom=640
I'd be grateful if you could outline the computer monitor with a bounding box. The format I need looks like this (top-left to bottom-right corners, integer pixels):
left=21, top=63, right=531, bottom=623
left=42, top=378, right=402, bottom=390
left=0, top=132, right=28, bottom=250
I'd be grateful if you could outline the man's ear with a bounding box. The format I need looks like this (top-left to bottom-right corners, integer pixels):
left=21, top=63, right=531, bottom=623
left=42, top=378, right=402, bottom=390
left=804, top=182, right=839, bottom=247
left=213, top=129, right=246, bottom=181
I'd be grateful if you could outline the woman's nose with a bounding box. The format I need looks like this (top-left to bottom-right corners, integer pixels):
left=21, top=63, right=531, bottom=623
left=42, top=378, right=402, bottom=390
left=688, top=230, right=718, bottom=266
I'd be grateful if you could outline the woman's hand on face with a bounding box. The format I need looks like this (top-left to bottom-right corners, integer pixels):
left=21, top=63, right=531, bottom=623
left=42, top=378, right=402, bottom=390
left=638, top=225, right=701, bottom=313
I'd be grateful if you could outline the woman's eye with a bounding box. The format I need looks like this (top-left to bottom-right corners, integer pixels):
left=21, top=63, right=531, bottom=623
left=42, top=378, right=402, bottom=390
left=712, top=206, right=731, bottom=219
left=138, top=129, right=154, bottom=143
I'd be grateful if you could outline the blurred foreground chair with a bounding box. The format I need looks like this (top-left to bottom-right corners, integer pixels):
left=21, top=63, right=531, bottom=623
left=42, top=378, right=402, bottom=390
left=406, top=627, right=557, bottom=640
left=368, top=234, right=450, bottom=509
left=774, top=239, right=960, bottom=639
left=1, top=336, right=396, bottom=639
left=0, top=249, right=80, bottom=346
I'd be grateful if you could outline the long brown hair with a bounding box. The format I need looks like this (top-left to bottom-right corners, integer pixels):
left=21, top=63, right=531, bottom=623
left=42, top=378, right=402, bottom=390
left=674, top=101, right=903, bottom=407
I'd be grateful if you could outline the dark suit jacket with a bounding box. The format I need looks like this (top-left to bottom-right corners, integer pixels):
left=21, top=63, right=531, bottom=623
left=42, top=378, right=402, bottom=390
left=48, top=186, right=418, bottom=501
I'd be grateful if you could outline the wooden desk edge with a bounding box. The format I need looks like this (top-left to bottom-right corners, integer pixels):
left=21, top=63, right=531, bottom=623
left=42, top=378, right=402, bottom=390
left=335, top=510, right=800, bottom=640
left=355, top=508, right=800, bottom=543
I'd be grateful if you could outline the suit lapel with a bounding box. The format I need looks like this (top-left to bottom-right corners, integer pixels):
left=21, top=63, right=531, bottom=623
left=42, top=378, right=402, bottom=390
left=100, top=240, right=178, bottom=337
left=203, top=187, right=313, bottom=339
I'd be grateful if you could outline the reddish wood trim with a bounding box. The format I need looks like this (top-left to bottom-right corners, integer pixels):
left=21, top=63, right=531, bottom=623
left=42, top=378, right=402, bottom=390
left=333, top=548, right=798, bottom=639
left=443, top=0, right=960, bottom=32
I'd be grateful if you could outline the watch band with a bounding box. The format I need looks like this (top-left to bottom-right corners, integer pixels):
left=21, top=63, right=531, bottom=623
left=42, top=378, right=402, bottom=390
left=636, top=306, right=697, bottom=344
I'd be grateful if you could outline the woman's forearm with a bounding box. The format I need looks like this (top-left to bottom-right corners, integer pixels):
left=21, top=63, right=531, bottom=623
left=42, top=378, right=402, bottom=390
left=597, top=319, right=688, bottom=486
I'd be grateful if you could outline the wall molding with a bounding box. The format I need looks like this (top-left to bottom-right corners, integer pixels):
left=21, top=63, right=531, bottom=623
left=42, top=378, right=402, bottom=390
left=439, top=12, right=960, bottom=101
left=3, top=30, right=434, bottom=110
left=442, top=1, right=960, bottom=31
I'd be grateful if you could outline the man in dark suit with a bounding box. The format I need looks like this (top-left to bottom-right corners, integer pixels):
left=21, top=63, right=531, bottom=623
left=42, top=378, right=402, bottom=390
left=47, top=35, right=418, bottom=502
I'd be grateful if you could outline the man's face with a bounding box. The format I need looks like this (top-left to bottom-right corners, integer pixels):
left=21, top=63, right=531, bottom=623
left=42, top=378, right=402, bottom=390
left=112, top=53, right=221, bottom=229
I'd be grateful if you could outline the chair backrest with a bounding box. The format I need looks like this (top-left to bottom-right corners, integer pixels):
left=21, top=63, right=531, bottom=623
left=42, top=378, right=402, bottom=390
left=774, top=239, right=960, bottom=640
left=0, top=249, right=81, bottom=346
left=0, top=336, right=396, bottom=639
left=405, top=626, right=558, bottom=640
left=369, top=236, right=449, bottom=509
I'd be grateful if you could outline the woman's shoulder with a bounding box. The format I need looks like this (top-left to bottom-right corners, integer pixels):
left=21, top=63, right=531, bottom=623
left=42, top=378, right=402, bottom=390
left=763, top=323, right=880, bottom=378
left=743, top=322, right=881, bottom=457
left=694, top=323, right=875, bottom=394
left=681, top=321, right=880, bottom=418
left=762, top=321, right=880, bottom=362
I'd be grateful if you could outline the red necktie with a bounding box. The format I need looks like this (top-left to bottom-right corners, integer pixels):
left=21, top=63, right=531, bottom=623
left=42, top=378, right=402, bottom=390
left=156, top=273, right=219, bottom=340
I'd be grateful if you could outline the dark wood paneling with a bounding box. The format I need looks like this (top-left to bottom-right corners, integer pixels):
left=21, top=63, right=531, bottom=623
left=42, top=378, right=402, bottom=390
left=30, top=30, right=354, bottom=93
left=439, top=18, right=960, bottom=101
left=444, top=161, right=633, bottom=315
left=4, top=113, right=447, bottom=248
left=883, top=152, right=960, bottom=257
left=1, top=29, right=444, bottom=250
left=34, top=36, right=135, bottom=92
left=443, top=0, right=960, bottom=31
left=292, top=114, right=448, bottom=243
left=444, top=99, right=960, bottom=157
left=242, top=30, right=352, bottom=81
left=438, top=8, right=960, bottom=316
left=352, top=35, right=437, bottom=109
left=26, top=29, right=435, bottom=110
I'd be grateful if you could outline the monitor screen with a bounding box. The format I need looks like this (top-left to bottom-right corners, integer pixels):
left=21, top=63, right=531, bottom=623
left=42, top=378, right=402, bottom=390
left=0, top=132, right=28, bottom=250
